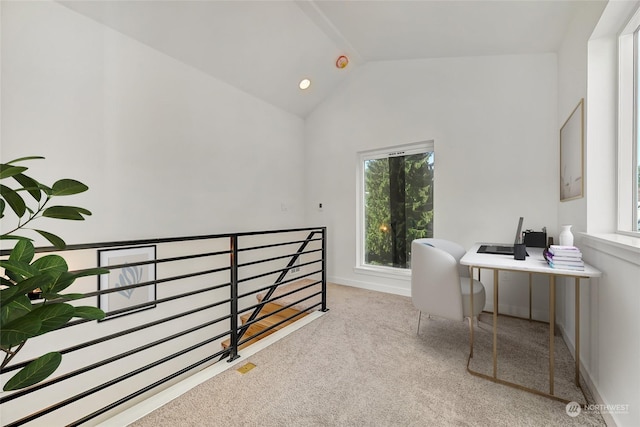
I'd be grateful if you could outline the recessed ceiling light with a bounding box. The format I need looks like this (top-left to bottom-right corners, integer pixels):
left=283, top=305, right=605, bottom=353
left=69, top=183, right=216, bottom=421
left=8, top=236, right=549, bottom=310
left=299, top=78, right=311, bottom=90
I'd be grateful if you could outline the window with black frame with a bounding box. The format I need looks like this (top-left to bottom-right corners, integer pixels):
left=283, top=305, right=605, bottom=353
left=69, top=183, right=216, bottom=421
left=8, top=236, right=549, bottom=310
left=360, top=143, right=434, bottom=270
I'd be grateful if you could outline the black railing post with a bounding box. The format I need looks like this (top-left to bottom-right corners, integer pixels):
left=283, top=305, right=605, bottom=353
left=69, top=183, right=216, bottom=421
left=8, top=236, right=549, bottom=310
left=228, top=235, right=240, bottom=362
left=321, top=227, right=328, bottom=312
left=236, top=230, right=319, bottom=343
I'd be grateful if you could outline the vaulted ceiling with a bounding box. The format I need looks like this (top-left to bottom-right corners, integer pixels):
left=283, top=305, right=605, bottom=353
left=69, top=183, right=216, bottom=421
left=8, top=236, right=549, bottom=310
left=59, top=1, right=591, bottom=118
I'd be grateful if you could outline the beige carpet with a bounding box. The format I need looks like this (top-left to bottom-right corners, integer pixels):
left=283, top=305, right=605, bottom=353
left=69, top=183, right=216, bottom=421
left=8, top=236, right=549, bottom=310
left=131, top=283, right=605, bottom=426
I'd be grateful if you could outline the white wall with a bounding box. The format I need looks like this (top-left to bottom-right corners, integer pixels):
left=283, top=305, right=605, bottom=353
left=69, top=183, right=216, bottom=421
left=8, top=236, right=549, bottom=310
left=1, top=2, right=309, bottom=423
left=305, top=54, right=559, bottom=306
left=554, top=0, right=605, bottom=363
left=304, top=9, right=640, bottom=424
left=1, top=1, right=306, bottom=248
left=556, top=2, right=640, bottom=426
left=4, top=1, right=640, bottom=425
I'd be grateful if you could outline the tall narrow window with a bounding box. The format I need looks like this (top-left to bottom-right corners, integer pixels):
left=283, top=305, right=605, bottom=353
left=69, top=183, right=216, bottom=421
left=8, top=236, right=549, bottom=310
left=617, top=7, right=640, bottom=234
left=358, top=142, right=434, bottom=271
left=635, top=27, right=640, bottom=231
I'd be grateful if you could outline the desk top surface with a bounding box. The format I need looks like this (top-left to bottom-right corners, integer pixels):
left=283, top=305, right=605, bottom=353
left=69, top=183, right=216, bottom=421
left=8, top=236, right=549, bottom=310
left=460, top=244, right=602, bottom=278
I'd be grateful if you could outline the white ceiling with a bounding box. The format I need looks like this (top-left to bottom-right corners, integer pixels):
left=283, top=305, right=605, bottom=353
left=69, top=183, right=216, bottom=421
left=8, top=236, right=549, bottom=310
left=58, top=0, right=592, bottom=118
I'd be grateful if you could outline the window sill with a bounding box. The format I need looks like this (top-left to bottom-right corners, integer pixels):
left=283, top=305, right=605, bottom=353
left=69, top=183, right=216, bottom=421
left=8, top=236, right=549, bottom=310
left=353, top=265, right=411, bottom=281
left=579, top=232, right=640, bottom=267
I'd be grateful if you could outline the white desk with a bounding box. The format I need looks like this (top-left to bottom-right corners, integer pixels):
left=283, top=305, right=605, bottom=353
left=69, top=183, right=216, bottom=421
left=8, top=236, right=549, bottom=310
left=460, top=244, right=601, bottom=404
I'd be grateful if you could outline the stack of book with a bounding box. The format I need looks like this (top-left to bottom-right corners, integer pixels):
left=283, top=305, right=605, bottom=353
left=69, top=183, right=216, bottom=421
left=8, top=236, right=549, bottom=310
left=544, top=245, right=584, bottom=270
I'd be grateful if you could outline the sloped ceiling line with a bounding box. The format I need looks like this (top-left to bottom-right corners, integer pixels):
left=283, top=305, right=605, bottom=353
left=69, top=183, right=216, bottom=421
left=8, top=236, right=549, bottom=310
left=57, top=0, right=586, bottom=118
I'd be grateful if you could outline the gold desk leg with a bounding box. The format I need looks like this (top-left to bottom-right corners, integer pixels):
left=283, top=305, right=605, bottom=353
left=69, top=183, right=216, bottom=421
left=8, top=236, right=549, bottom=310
left=469, top=266, right=474, bottom=358
left=529, top=273, right=533, bottom=321
left=493, top=269, right=499, bottom=378
left=466, top=269, right=588, bottom=407
left=575, top=277, right=580, bottom=386
left=549, top=275, right=555, bottom=396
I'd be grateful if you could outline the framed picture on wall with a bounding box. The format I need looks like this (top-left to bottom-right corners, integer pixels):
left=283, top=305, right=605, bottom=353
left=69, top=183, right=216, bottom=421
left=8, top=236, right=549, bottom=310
left=560, top=98, right=584, bottom=201
left=98, top=245, right=157, bottom=320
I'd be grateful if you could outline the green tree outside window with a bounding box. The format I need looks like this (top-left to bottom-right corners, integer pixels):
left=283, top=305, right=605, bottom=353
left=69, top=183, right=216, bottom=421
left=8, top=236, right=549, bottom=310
left=364, top=151, right=434, bottom=268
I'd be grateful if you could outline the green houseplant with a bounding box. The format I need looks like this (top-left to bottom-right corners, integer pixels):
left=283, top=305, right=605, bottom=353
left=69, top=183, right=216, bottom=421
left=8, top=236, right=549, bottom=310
left=0, top=156, right=107, bottom=391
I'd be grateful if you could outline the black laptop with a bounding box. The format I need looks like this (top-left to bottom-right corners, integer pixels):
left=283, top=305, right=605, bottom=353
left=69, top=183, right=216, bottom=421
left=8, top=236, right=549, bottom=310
left=477, top=217, right=524, bottom=255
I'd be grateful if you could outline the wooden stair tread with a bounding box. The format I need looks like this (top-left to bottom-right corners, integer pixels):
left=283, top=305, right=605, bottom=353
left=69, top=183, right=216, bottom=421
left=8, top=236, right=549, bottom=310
left=256, top=278, right=322, bottom=312
left=240, top=310, right=307, bottom=330
left=259, top=302, right=301, bottom=319
left=221, top=279, right=322, bottom=351
left=221, top=323, right=278, bottom=350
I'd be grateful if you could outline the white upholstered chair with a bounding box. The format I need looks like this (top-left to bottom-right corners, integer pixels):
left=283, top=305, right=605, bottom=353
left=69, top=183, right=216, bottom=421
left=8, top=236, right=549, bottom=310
left=410, top=238, right=486, bottom=334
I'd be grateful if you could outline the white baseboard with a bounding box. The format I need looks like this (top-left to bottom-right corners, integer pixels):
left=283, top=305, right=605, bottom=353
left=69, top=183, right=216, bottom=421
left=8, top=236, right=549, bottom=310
left=558, top=325, right=616, bottom=427
left=97, top=310, right=327, bottom=427
left=327, top=275, right=411, bottom=297
left=328, top=278, right=550, bottom=322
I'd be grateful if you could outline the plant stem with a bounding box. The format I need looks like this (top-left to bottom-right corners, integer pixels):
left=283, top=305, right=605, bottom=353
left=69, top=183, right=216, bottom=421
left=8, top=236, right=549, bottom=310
left=1, top=342, right=25, bottom=369
left=0, top=195, right=50, bottom=238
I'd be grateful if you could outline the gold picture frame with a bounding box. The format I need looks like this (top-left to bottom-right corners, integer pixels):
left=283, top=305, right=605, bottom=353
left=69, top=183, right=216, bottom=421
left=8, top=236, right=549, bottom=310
left=560, top=98, right=584, bottom=201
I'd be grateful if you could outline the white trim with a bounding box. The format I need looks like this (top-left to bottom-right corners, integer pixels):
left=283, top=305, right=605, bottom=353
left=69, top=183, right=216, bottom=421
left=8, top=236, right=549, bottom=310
left=622, top=2, right=640, bottom=35
left=97, top=311, right=327, bottom=427
left=355, top=140, right=434, bottom=271
left=557, top=324, right=618, bottom=427
left=353, top=264, right=411, bottom=280
left=617, top=3, right=640, bottom=233
left=580, top=232, right=640, bottom=266
left=328, top=275, right=411, bottom=297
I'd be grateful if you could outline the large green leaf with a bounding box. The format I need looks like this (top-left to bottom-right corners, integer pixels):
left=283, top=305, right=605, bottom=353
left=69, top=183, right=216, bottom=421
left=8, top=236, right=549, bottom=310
left=3, top=352, right=62, bottom=391
left=74, top=306, right=105, bottom=320
left=32, top=255, right=68, bottom=281
left=0, top=294, right=32, bottom=326
left=8, top=240, right=35, bottom=264
left=32, top=303, right=75, bottom=335
left=12, top=173, right=42, bottom=202
left=0, top=274, right=52, bottom=306
left=46, top=271, right=76, bottom=295
left=0, top=184, right=26, bottom=217
left=33, top=229, right=66, bottom=249
left=51, top=179, right=88, bottom=196
left=42, top=205, right=91, bottom=220
left=0, top=198, right=4, bottom=218
left=0, top=259, right=39, bottom=281
left=0, top=312, right=42, bottom=348
left=6, top=156, right=45, bottom=164
left=46, top=267, right=109, bottom=296
left=0, top=164, right=28, bottom=179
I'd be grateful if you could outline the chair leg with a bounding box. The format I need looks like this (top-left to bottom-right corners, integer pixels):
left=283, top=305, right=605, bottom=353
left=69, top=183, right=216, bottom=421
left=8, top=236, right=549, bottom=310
left=417, top=311, right=422, bottom=335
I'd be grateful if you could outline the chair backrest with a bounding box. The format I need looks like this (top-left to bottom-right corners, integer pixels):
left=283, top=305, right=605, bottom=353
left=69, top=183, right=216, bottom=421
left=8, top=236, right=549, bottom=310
left=412, top=238, right=469, bottom=278
left=410, top=239, right=464, bottom=321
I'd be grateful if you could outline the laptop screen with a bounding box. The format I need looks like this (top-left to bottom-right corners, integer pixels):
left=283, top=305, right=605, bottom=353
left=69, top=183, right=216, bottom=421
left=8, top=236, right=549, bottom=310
left=513, top=216, right=524, bottom=245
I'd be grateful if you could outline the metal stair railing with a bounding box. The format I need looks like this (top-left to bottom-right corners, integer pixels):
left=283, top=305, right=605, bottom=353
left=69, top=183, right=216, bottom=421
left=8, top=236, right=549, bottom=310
left=225, top=228, right=327, bottom=361
left=0, top=226, right=327, bottom=427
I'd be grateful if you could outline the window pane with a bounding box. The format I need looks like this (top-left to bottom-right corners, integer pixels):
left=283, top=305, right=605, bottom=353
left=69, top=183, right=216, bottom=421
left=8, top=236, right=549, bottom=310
left=636, top=28, right=640, bottom=231
left=363, top=151, right=434, bottom=268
